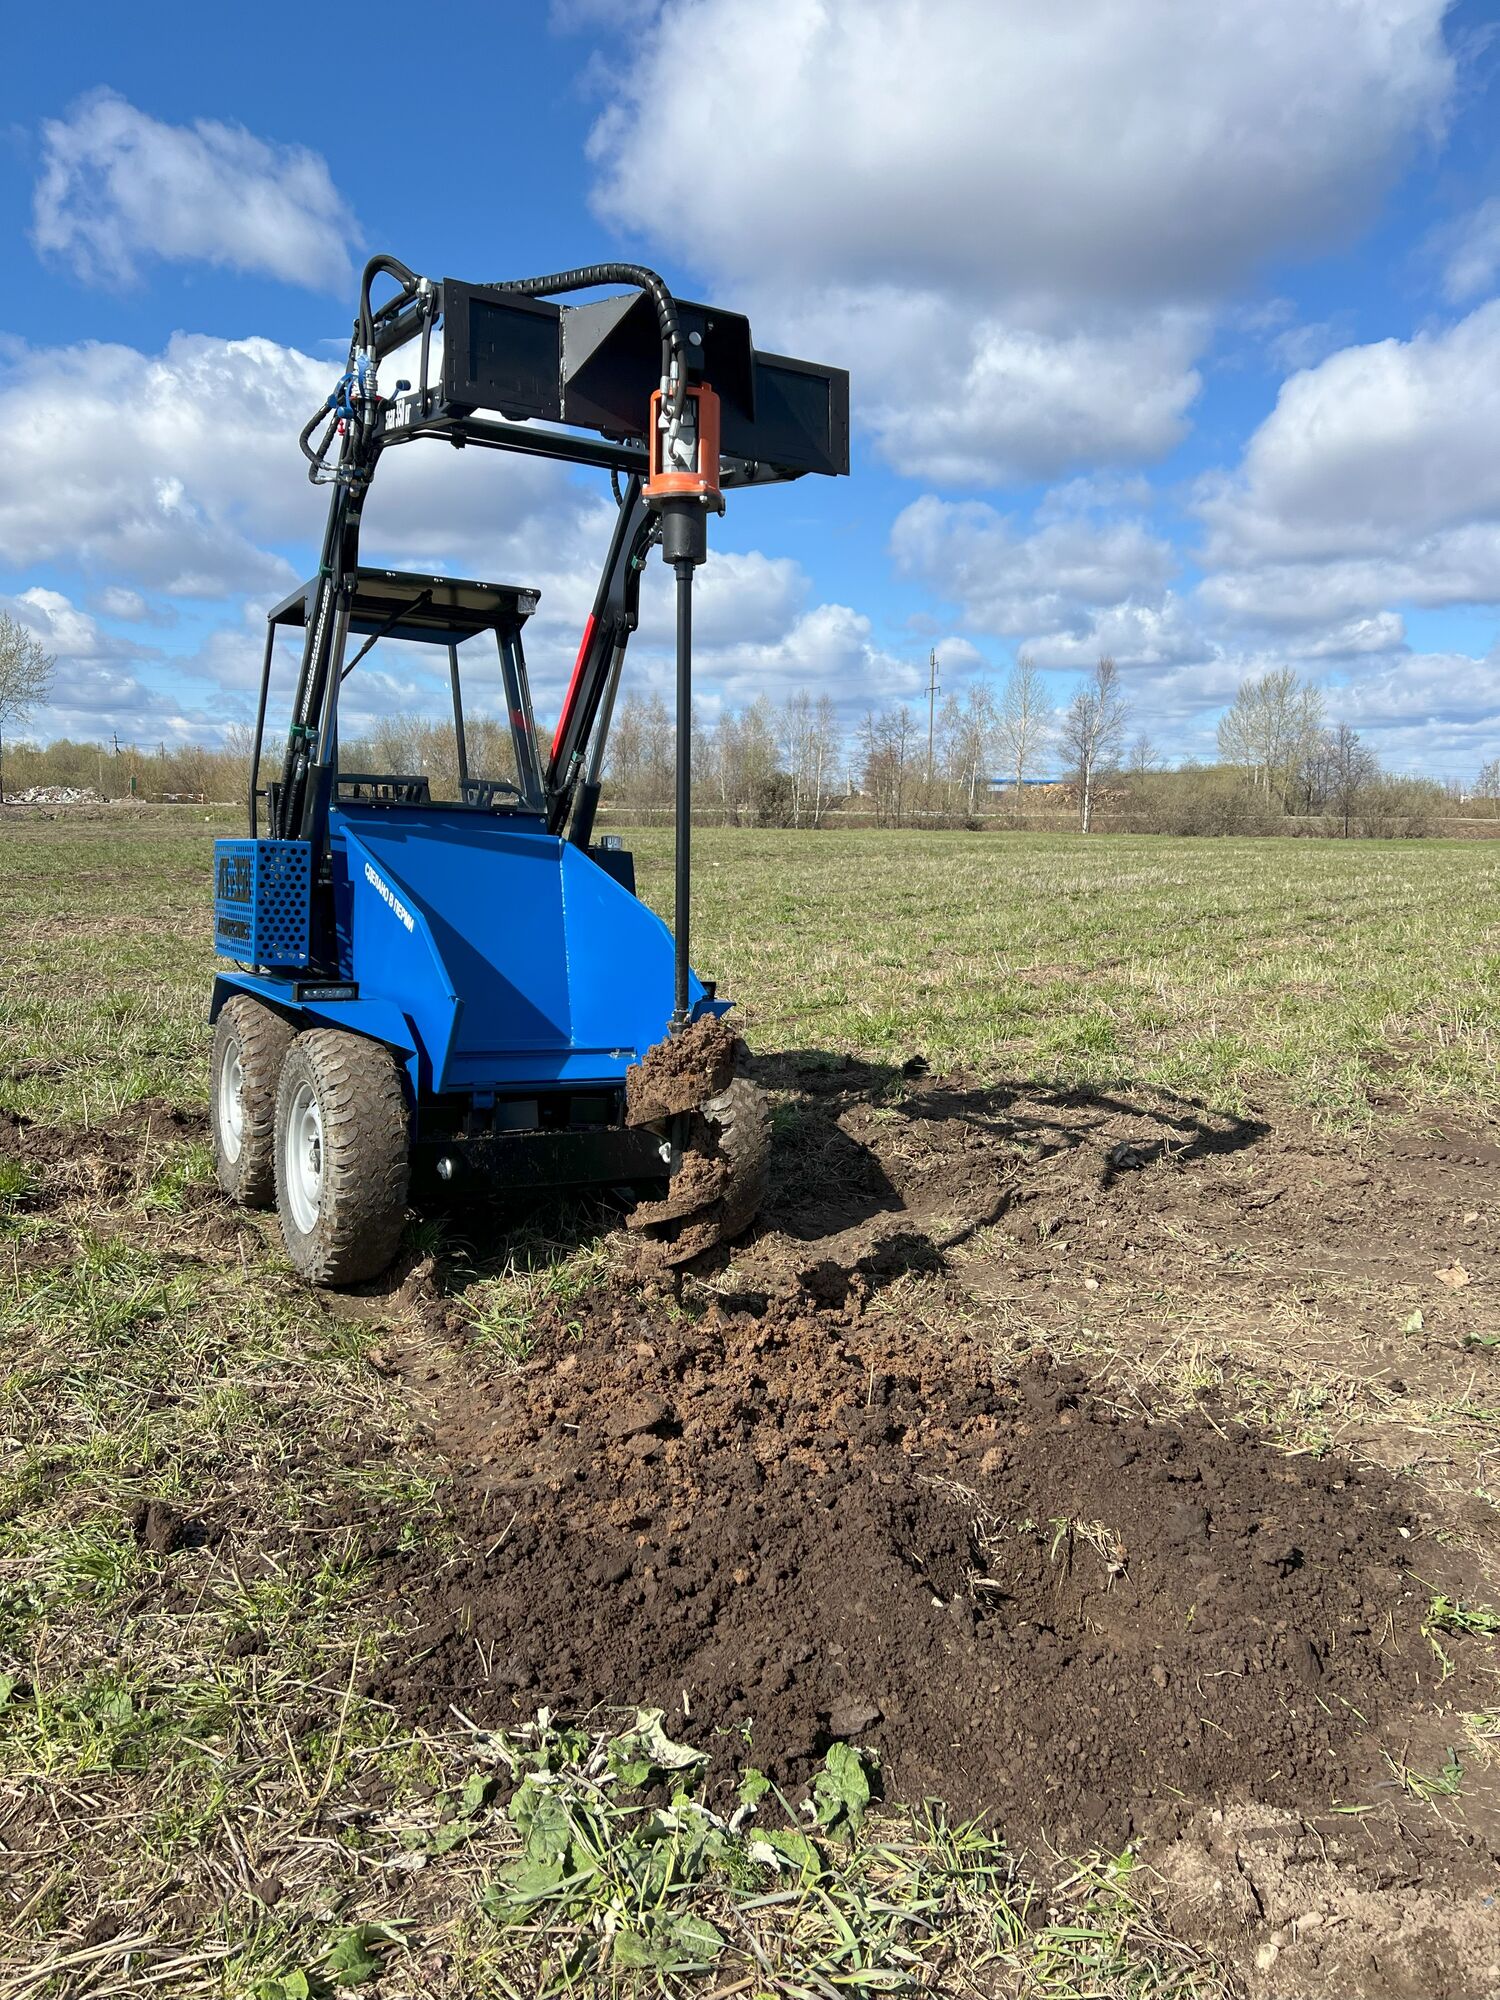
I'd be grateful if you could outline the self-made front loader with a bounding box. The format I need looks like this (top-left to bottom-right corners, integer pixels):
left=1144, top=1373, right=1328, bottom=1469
left=208, top=257, right=848, bottom=1284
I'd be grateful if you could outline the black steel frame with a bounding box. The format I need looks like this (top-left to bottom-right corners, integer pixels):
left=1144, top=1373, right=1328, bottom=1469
left=255, top=261, right=847, bottom=999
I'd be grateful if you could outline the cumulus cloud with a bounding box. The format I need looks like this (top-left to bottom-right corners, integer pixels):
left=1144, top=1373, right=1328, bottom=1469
left=590, top=0, right=1449, bottom=302
left=808, top=294, right=1204, bottom=485
left=2, top=586, right=217, bottom=745
left=0, top=324, right=901, bottom=742
left=1197, top=300, right=1500, bottom=626
left=585, top=0, right=1452, bottom=482
left=0, top=328, right=625, bottom=612
left=0, top=333, right=327, bottom=596
left=33, top=89, right=358, bottom=291
left=891, top=491, right=1177, bottom=638
left=1201, top=300, right=1500, bottom=561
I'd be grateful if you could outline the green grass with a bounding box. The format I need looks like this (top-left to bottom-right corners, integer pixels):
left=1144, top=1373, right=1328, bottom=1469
left=4, top=814, right=1498, bottom=1125
left=1, top=808, right=1496, bottom=1995
left=630, top=827, right=1500, bottom=1121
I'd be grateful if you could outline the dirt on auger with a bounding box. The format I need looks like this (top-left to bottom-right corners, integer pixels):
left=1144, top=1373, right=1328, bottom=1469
left=623, top=1016, right=770, bottom=1264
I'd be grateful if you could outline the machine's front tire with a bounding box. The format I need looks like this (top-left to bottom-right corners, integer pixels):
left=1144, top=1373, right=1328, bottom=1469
left=274, top=1030, right=410, bottom=1287
left=211, top=996, right=294, bottom=1210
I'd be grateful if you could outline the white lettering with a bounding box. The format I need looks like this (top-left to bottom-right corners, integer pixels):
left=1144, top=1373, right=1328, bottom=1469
left=363, top=860, right=415, bottom=933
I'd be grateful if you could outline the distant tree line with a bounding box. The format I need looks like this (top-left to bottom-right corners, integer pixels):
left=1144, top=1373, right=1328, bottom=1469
left=7, top=659, right=1499, bottom=838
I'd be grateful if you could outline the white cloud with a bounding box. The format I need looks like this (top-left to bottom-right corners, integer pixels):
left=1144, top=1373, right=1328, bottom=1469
left=1202, top=300, right=1500, bottom=563
left=0, top=323, right=902, bottom=743
left=1199, top=539, right=1500, bottom=626
left=33, top=89, right=358, bottom=291
left=0, top=328, right=622, bottom=612
left=1438, top=194, right=1500, bottom=302
left=0, top=332, right=327, bottom=595
left=586, top=0, right=1452, bottom=482
left=1198, top=300, right=1500, bottom=625
left=2, top=586, right=220, bottom=746
left=591, top=0, right=1450, bottom=304
left=836, top=296, right=1203, bottom=485
left=891, top=492, right=1176, bottom=637
left=92, top=585, right=154, bottom=623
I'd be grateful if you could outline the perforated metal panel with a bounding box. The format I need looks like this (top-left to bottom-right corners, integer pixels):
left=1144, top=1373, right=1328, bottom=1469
left=213, top=840, right=311, bottom=969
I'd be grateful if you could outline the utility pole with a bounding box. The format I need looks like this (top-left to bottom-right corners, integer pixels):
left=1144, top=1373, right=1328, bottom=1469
left=925, top=647, right=940, bottom=786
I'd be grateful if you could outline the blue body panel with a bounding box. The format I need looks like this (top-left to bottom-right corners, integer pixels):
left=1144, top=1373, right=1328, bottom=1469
left=211, top=806, right=720, bottom=1106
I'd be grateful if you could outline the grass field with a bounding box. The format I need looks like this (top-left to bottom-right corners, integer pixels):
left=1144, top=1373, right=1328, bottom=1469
left=5, top=814, right=1498, bottom=1126
left=1, top=809, right=1497, bottom=1999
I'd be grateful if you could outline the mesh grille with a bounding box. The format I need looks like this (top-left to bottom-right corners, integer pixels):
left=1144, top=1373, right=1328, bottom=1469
left=254, top=844, right=311, bottom=964
left=213, top=839, right=311, bottom=969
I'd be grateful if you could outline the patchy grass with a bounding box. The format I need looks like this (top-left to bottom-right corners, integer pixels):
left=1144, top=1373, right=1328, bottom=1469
left=2, top=807, right=1497, bottom=1995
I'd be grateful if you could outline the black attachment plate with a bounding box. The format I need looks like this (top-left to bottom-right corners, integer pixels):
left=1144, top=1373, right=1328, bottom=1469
left=436, top=279, right=849, bottom=480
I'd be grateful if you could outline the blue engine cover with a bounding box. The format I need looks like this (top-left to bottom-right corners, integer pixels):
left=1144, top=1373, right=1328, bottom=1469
left=327, top=806, right=713, bottom=1093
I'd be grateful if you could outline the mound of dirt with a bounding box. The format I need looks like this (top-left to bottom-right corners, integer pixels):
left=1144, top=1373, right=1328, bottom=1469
left=367, top=1278, right=1472, bottom=1853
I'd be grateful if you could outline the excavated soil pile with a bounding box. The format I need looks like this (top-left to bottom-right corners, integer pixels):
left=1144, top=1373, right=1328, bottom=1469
left=370, top=1283, right=1459, bottom=1851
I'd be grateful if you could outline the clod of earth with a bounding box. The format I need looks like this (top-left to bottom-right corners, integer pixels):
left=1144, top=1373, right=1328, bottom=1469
left=624, top=1014, right=738, bottom=1125
left=128, top=1498, right=185, bottom=1556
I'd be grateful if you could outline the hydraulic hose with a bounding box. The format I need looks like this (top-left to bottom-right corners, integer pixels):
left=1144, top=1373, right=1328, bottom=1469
left=486, top=262, right=685, bottom=423
left=357, top=253, right=422, bottom=352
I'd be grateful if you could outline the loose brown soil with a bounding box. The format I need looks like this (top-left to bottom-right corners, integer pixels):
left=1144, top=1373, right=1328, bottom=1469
left=624, top=1014, right=738, bottom=1124
left=375, top=1294, right=1455, bottom=1843
left=0, top=1096, right=207, bottom=1208
left=353, top=1055, right=1500, bottom=1998
left=9, top=1060, right=1498, bottom=1996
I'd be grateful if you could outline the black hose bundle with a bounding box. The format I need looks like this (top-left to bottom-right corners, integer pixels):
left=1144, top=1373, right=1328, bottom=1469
left=486, top=262, right=685, bottom=422
left=298, top=256, right=685, bottom=481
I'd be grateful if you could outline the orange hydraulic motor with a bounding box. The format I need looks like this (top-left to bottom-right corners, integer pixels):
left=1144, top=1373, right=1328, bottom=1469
left=644, top=382, right=724, bottom=570
left=644, top=381, right=723, bottom=506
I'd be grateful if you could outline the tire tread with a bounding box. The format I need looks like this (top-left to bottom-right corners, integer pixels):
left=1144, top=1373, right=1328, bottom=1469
left=275, top=1031, right=409, bottom=1286
left=211, top=996, right=293, bottom=1209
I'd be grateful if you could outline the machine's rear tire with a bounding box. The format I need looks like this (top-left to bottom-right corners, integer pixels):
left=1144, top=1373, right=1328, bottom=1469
left=211, top=997, right=294, bottom=1210
left=274, top=1030, right=410, bottom=1287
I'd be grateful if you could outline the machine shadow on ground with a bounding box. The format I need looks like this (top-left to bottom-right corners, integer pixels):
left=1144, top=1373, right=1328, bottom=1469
left=383, top=1051, right=1272, bottom=1319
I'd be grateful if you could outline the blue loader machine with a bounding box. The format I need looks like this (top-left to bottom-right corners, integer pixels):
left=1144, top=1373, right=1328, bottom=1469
left=209, top=256, right=849, bottom=1284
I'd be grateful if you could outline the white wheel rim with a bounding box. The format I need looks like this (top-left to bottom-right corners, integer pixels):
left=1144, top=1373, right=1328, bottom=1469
left=284, top=1080, right=324, bottom=1235
left=218, top=1046, right=245, bottom=1164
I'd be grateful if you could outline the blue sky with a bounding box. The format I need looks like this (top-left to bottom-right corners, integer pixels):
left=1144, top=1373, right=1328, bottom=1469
left=3, top=0, right=1500, bottom=777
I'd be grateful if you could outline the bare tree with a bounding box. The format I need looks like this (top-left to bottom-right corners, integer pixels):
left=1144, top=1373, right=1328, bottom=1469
left=1316, top=723, right=1379, bottom=838
left=712, top=696, right=779, bottom=822
left=0, top=612, right=54, bottom=802
left=776, top=690, right=842, bottom=827
left=1217, top=667, right=1325, bottom=810
left=1475, top=756, right=1500, bottom=815
left=861, top=704, right=915, bottom=826
left=1061, top=656, right=1128, bottom=832
left=1126, top=731, right=1159, bottom=776
left=996, top=653, right=1050, bottom=817
left=936, top=679, right=998, bottom=817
